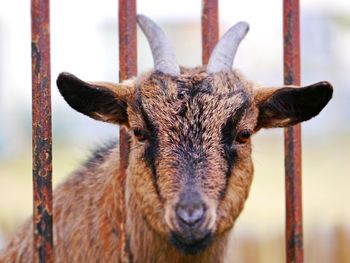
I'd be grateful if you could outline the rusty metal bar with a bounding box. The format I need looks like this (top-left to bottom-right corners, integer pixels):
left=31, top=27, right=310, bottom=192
left=283, top=0, right=303, bottom=262
left=118, top=0, right=137, bottom=262
left=31, top=0, right=53, bottom=262
left=201, top=0, right=219, bottom=64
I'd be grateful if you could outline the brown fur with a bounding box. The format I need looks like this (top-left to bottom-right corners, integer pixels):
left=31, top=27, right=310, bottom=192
left=0, top=66, right=332, bottom=262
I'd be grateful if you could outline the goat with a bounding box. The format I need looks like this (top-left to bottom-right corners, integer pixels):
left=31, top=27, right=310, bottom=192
left=0, top=15, right=333, bottom=263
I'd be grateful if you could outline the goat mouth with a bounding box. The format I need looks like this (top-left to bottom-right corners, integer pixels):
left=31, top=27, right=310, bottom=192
left=169, top=231, right=212, bottom=255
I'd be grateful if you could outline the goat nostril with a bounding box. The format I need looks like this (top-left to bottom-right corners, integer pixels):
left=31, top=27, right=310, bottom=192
left=176, top=202, right=205, bottom=227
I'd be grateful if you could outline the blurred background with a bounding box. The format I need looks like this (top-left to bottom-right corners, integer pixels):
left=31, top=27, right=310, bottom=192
left=0, top=0, right=349, bottom=262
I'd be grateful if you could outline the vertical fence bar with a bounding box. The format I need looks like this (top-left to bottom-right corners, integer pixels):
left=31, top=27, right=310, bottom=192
left=201, top=0, right=219, bottom=64
left=283, top=0, right=303, bottom=262
left=118, top=0, right=137, bottom=262
left=31, top=0, right=53, bottom=262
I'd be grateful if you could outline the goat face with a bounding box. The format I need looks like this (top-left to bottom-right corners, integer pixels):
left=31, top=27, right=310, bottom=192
left=127, top=69, right=257, bottom=254
left=57, top=15, right=333, bottom=255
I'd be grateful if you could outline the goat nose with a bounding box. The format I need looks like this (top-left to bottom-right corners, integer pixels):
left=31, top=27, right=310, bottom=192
left=176, top=200, right=205, bottom=227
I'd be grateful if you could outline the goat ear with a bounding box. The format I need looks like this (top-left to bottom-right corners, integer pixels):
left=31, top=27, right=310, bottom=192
left=57, top=72, right=134, bottom=125
left=254, top=81, right=333, bottom=130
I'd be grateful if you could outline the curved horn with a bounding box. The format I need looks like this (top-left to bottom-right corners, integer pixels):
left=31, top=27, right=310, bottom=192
left=137, top=14, right=180, bottom=76
left=207, top=22, right=249, bottom=74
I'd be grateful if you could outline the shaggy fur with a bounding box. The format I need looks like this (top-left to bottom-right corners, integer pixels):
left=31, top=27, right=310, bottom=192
left=0, top=66, right=332, bottom=263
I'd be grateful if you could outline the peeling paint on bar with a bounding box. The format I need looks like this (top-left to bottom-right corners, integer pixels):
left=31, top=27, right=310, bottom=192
left=31, top=0, right=53, bottom=262
left=283, top=0, right=304, bottom=262
left=118, top=0, right=137, bottom=262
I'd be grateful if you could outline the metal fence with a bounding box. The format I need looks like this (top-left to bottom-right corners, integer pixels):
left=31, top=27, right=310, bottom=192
left=30, top=0, right=303, bottom=262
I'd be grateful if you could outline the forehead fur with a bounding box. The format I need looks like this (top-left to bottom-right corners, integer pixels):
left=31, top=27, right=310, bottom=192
left=129, top=67, right=255, bottom=130
left=136, top=67, right=253, bottom=96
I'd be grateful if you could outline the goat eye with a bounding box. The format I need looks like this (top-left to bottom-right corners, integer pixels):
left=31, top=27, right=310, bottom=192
left=133, top=129, right=148, bottom=142
left=236, top=130, right=252, bottom=144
